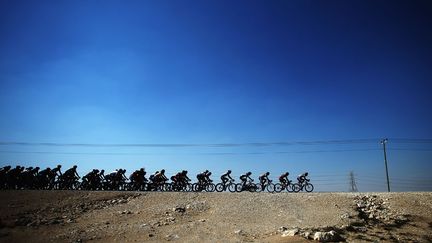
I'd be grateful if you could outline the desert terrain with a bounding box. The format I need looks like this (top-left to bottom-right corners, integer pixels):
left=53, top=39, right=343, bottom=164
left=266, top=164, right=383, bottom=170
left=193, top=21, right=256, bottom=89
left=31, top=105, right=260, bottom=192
left=0, top=191, right=431, bottom=242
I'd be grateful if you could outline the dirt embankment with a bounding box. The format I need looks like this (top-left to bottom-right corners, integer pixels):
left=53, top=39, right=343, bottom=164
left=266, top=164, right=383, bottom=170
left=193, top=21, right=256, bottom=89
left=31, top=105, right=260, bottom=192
left=0, top=191, right=431, bottom=242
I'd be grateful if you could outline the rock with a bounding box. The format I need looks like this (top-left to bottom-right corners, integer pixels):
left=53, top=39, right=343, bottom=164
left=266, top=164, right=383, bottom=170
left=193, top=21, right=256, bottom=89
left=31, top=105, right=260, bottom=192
left=302, top=231, right=311, bottom=239
left=148, top=233, right=154, bottom=237
left=281, top=228, right=299, bottom=237
left=340, top=213, right=350, bottom=219
left=173, top=207, right=186, bottom=213
left=313, top=230, right=341, bottom=242
left=199, top=219, right=206, bottom=222
left=278, top=226, right=288, bottom=232
left=234, top=229, right=243, bottom=234
left=165, top=234, right=179, bottom=241
left=166, top=217, right=175, bottom=222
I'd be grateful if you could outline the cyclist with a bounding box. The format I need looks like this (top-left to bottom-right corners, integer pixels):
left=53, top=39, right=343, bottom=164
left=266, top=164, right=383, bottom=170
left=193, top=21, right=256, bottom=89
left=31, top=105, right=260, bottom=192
left=8, top=166, right=23, bottom=189
left=240, top=172, right=253, bottom=189
left=220, top=170, right=234, bottom=185
left=51, top=164, right=63, bottom=180
left=0, top=166, right=11, bottom=189
left=130, top=168, right=147, bottom=189
left=204, top=171, right=212, bottom=183
left=64, top=165, right=80, bottom=182
left=259, top=172, right=270, bottom=189
left=297, top=172, right=310, bottom=184
left=82, top=169, right=99, bottom=189
left=154, top=169, right=168, bottom=184
left=37, top=167, right=52, bottom=189
left=99, top=169, right=106, bottom=182
left=180, top=170, right=191, bottom=186
left=279, top=172, right=290, bottom=185
left=196, top=170, right=208, bottom=185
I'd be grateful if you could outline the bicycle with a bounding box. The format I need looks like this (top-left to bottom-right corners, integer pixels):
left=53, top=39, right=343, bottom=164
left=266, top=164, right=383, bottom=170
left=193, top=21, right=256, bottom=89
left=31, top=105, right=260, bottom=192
left=256, top=179, right=276, bottom=193
left=274, top=180, right=294, bottom=193
left=236, top=180, right=259, bottom=192
left=193, top=180, right=215, bottom=192
left=293, top=180, right=314, bottom=193
left=215, top=179, right=236, bottom=192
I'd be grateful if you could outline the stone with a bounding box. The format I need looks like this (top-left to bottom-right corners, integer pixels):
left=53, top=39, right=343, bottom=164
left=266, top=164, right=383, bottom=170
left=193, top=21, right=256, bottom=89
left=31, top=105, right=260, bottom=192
left=278, top=226, right=288, bottom=232
left=234, top=229, right=243, bottom=234
left=165, top=234, right=179, bottom=241
left=302, top=231, right=311, bottom=239
left=173, top=207, right=186, bottom=213
left=340, top=213, right=350, bottom=219
left=166, top=217, right=175, bottom=222
left=281, top=228, right=299, bottom=237
left=313, top=230, right=341, bottom=242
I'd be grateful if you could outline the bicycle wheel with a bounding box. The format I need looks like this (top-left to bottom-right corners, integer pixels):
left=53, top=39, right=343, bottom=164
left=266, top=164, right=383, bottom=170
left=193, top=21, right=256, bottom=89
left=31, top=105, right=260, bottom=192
left=292, top=183, right=301, bottom=193
left=228, top=183, right=236, bottom=192
left=254, top=184, right=262, bottom=192
left=274, top=183, right=283, bottom=193
left=305, top=183, right=314, bottom=192
left=206, top=183, right=215, bottom=192
left=215, top=183, right=224, bottom=192
left=286, top=183, right=294, bottom=192
left=235, top=183, right=243, bottom=192
left=266, top=183, right=275, bottom=193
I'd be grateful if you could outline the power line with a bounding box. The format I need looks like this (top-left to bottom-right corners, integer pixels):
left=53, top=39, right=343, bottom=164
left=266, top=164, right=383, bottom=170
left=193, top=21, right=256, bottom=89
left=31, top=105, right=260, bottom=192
left=0, top=148, right=381, bottom=155
left=0, top=139, right=383, bottom=148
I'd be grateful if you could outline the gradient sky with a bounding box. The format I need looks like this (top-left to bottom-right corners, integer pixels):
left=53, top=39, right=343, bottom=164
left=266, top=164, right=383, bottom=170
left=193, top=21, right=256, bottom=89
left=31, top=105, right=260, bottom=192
left=1, top=0, right=431, bottom=192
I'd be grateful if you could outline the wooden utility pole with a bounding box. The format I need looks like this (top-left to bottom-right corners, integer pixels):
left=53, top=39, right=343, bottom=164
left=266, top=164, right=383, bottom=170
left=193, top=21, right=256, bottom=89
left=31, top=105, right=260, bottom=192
left=381, top=138, right=391, bottom=192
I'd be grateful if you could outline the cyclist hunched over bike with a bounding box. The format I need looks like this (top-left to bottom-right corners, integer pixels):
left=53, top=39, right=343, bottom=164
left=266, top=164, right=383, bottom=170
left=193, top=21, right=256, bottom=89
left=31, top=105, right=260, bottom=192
left=258, top=172, right=270, bottom=190
left=239, top=172, right=253, bottom=191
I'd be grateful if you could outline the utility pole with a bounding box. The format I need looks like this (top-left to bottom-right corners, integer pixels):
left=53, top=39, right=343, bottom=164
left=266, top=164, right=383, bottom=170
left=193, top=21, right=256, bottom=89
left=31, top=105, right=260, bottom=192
left=381, top=138, right=391, bottom=192
left=349, top=171, right=358, bottom=192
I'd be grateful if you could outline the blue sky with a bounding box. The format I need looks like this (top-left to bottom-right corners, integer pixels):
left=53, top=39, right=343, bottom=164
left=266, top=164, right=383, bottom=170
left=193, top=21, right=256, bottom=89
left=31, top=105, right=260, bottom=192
left=0, top=0, right=431, bottom=191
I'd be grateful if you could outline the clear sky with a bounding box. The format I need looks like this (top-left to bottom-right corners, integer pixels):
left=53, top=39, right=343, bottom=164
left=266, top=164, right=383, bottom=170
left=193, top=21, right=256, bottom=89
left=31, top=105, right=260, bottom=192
left=1, top=0, right=431, bottom=192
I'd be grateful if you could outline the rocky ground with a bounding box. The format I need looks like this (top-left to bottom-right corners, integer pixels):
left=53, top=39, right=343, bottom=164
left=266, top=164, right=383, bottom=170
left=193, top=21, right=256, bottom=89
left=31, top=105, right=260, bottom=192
left=0, top=191, right=431, bottom=242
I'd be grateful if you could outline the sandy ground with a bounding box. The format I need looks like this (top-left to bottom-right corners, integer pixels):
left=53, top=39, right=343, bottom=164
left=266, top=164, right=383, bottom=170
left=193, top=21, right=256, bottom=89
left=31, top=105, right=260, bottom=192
left=0, top=191, right=431, bottom=242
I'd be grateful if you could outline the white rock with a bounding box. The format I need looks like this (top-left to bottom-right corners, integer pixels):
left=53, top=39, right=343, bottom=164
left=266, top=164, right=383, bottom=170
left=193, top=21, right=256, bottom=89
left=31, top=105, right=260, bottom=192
left=313, top=230, right=340, bottom=242
left=234, top=229, right=243, bottom=234
left=281, top=228, right=299, bottom=237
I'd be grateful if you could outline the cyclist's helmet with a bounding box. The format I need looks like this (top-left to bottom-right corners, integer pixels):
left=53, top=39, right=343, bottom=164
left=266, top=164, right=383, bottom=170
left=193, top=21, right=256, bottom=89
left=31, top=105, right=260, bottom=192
left=246, top=172, right=252, bottom=175
left=208, top=172, right=212, bottom=176
left=140, top=168, right=145, bottom=172
left=265, top=172, right=270, bottom=176
left=182, top=170, right=187, bottom=174
left=305, top=172, right=309, bottom=176
left=161, top=169, right=165, bottom=173
left=57, top=164, right=62, bottom=168
left=73, top=165, right=77, bottom=169
left=35, top=167, right=40, bottom=170
left=227, top=170, right=231, bottom=174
